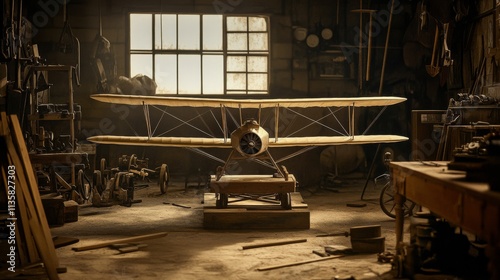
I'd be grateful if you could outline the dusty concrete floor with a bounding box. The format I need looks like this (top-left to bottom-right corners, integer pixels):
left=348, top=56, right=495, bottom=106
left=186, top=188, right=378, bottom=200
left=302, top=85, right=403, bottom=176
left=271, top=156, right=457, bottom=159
left=50, top=177, right=409, bottom=280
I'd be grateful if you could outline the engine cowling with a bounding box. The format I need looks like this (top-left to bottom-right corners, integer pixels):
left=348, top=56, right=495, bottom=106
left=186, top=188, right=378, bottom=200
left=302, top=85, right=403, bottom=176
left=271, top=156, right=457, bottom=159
left=231, top=119, right=269, bottom=157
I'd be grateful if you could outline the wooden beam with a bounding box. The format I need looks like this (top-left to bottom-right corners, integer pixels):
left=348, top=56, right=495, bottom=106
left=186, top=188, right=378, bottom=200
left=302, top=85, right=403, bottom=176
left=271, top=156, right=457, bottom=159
left=72, top=232, right=168, bottom=252
left=257, top=255, right=343, bottom=271
left=242, top=239, right=307, bottom=250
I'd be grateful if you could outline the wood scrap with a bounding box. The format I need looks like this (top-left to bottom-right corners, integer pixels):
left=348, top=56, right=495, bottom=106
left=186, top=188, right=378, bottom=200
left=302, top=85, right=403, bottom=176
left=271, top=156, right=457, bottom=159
left=117, top=246, right=140, bottom=253
left=72, top=232, right=168, bottom=252
left=257, top=255, right=343, bottom=271
left=312, top=250, right=330, bottom=257
left=163, top=202, right=191, bottom=208
left=1, top=113, right=60, bottom=279
left=242, top=238, right=307, bottom=250
left=346, top=203, right=366, bottom=208
left=53, top=236, right=80, bottom=249
left=115, top=244, right=148, bottom=254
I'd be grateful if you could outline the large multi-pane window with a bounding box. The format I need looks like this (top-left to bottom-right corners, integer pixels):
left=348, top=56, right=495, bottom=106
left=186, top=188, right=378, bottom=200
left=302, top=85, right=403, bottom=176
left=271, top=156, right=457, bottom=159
left=129, top=14, right=270, bottom=95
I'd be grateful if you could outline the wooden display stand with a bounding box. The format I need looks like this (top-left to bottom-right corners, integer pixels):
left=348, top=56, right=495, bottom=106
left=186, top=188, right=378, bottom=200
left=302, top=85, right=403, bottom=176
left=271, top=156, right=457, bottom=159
left=204, top=174, right=310, bottom=229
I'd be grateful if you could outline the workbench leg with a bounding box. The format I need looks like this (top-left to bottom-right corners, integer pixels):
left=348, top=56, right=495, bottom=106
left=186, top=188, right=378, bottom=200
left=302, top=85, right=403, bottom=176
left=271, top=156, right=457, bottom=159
left=394, top=192, right=405, bottom=250
left=487, top=245, right=500, bottom=280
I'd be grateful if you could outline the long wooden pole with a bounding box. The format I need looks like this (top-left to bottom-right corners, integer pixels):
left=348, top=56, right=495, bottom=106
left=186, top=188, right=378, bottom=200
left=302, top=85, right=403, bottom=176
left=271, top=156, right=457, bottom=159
left=366, top=11, right=375, bottom=81
left=378, top=0, right=395, bottom=95
left=359, top=0, right=363, bottom=90
left=72, top=232, right=168, bottom=252
left=242, top=239, right=307, bottom=250
left=257, top=255, right=343, bottom=271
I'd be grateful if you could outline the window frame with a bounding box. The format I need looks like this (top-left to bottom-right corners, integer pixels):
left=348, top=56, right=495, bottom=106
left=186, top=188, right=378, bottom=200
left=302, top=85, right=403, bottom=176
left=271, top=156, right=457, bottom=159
left=127, top=13, right=271, bottom=96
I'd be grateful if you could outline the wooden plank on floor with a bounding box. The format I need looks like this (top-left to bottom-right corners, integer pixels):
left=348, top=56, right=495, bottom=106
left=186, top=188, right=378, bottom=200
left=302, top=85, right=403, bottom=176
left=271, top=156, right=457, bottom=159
left=203, top=192, right=310, bottom=229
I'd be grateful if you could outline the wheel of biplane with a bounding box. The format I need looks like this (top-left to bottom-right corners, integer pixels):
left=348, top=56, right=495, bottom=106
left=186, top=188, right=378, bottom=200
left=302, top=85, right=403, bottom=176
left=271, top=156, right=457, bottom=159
left=158, top=163, right=170, bottom=194
left=279, top=192, right=292, bottom=210
left=215, top=193, right=228, bottom=209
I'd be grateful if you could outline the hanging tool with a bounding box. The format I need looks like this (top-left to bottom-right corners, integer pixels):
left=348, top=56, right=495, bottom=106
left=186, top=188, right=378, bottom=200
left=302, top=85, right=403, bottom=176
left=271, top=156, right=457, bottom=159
left=58, top=0, right=81, bottom=85
left=425, top=24, right=440, bottom=77
left=351, top=9, right=376, bottom=82
left=441, top=23, right=452, bottom=66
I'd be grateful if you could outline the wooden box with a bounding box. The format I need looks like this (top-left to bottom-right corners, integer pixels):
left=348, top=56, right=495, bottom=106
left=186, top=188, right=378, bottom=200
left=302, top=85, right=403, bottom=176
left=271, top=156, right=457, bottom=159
left=63, top=200, right=79, bottom=223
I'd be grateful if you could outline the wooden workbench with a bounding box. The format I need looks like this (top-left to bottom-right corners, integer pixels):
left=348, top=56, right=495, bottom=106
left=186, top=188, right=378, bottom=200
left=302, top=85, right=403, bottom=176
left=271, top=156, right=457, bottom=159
left=390, top=161, right=500, bottom=279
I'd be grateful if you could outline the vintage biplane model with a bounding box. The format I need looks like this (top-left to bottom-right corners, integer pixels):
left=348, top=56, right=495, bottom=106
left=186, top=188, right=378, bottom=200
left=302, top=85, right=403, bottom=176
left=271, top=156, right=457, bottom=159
left=87, top=94, right=408, bottom=209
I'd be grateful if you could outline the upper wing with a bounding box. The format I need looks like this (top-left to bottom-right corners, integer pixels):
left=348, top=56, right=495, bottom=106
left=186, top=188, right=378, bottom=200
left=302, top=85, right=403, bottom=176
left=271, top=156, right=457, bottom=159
left=87, top=135, right=409, bottom=148
left=90, top=94, right=406, bottom=108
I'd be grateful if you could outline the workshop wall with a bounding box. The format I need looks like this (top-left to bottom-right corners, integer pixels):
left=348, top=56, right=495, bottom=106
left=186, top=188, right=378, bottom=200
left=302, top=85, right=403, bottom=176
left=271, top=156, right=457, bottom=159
left=23, top=0, right=496, bottom=184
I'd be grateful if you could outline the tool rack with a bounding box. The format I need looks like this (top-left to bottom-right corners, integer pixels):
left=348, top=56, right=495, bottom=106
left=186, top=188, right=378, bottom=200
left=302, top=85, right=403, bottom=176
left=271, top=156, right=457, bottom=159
left=26, top=65, right=89, bottom=200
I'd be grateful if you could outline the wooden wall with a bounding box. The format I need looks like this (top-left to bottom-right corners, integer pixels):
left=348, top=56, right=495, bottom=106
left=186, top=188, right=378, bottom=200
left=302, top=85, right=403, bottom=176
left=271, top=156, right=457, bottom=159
left=22, top=0, right=498, bottom=184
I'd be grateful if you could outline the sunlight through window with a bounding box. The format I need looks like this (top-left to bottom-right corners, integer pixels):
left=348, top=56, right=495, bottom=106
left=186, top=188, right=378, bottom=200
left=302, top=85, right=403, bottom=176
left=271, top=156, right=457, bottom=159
left=130, top=14, right=269, bottom=95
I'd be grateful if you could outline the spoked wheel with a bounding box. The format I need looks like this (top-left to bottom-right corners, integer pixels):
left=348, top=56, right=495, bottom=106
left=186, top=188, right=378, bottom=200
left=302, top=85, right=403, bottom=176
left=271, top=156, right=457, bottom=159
left=279, top=192, right=292, bottom=210
left=158, top=163, right=169, bottom=194
left=215, top=193, right=228, bottom=209
left=379, top=182, right=415, bottom=218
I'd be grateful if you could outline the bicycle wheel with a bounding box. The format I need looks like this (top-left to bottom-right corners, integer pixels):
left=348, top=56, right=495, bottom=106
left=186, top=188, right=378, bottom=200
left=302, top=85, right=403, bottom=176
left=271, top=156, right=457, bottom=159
left=379, top=182, right=415, bottom=218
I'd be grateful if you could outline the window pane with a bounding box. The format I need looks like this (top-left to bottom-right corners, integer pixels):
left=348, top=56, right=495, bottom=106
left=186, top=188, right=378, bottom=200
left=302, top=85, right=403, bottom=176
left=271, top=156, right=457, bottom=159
left=227, top=33, right=247, bottom=50
left=227, top=56, right=246, bottom=72
left=179, top=55, right=201, bottom=94
left=203, top=15, right=222, bottom=50
left=248, top=56, right=267, bottom=72
left=130, top=14, right=152, bottom=50
left=249, top=17, right=267, bottom=31
left=155, top=55, right=177, bottom=94
left=227, top=73, right=246, bottom=90
left=249, top=33, right=268, bottom=51
left=178, top=15, right=200, bottom=50
left=155, top=14, right=176, bottom=50
left=203, top=55, right=223, bottom=95
left=130, top=54, right=153, bottom=77
left=227, top=16, right=247, bottom=31
left=248, top=73, right=267, bottom=90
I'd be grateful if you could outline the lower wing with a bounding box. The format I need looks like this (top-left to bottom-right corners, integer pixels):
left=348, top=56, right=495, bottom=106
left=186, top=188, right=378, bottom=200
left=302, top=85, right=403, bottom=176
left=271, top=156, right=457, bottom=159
left=87, top=135, right=408, bottom=148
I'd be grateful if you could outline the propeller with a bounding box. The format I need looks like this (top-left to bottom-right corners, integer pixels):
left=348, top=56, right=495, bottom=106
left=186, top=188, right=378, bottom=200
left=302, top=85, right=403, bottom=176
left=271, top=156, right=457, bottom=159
left=239, top=133, right=262, bottom=155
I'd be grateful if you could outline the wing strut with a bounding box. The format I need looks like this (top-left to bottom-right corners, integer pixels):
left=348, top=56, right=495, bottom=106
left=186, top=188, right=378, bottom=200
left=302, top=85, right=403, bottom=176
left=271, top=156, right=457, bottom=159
left=258, top=104, right=262, bottom=126
left=348, top=102, right=355, bottom=139
left=276, top=146, right=317, bottom=163
left=274, top=104, right=279, bottom=142
left=221, top=104, right=227, bottom=143
left=185, top=147, right=225, bottom=164
left=238, top=104, right=243, bottom=126
left=362, top=106, right=388, bottom=135
left=143, top=103, right=152, bottom=139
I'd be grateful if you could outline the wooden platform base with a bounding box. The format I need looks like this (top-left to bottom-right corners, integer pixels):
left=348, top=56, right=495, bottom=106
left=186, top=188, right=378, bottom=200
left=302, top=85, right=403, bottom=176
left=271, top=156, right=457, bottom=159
left=203, top=192, right=309, bottom=229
